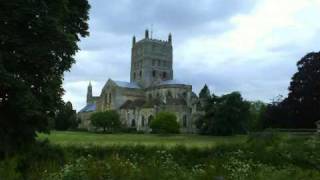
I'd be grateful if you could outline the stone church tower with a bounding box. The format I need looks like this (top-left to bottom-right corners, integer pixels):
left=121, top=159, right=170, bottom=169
left=130, top=29, right=173, bottom=87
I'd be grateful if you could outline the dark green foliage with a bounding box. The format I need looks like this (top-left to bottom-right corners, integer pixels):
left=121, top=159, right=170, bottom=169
left=90, top=110, right=121, bottom=132
left=286, top=52, right=320, bottom=128
left=54, top=101, right=78, bottom=130
left=0, top=0, right=90, bottom=155
left=248, top=101, right=267, bottom=131
left=262, top=97, right=292, bottom=129
left=264, top=52, right=320, bottom=129
left=198, top=84, right=211, bottom=110
left=196, top=91, right=251, bottom=135
left=199, top=84, right=211, bottom=99
left=150, top=112, right=180, bottom=134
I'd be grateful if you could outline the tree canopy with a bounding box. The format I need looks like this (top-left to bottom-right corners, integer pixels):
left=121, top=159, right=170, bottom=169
left=286, top=52, right=320, bottom=128
left=263, top=52, right=320, bottom=129
left=196, top=91, right=251, bottom=136
left=248, top=101, right=267, bottom=131
left=0, top=0, right=90, bottom=155
left=54, top=101, right=78, bottom=130
left=199, top=84, right=211, bottom=99
left=198, top=84, right=212, bottom=110
left=150, top=112, right=180, bottom=134
left=90, top=110, right=121, bottom=132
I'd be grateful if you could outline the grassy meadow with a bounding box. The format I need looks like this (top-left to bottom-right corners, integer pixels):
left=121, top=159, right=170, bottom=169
left=2, top=131, right=319, bottom=179
left=38, top=131, right=246, bottom=148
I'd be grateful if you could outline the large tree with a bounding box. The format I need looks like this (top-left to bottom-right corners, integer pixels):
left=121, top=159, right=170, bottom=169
left=286, top=52, right=320, bottom=128
left=196, top=92, right=251, bottom=135
left=248, top=101, right=267, bottom=131
left=0, top=0, right=90, bottom=155
left=198, top=84, right=212, bottom=110
left=55, top=101, right=78, bottom=131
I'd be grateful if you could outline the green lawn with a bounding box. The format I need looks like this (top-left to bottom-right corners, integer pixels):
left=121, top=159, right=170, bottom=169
left=38, top=131, right=247, bottom=148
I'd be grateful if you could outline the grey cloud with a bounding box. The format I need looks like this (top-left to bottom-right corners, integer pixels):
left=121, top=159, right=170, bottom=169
left=65, top=42, right=132, bottom=85
left=89, top=0, right=256, bottom=35
left=64, top=0, right=320, bottom=110
left=174, top=54, right=298, bottom=103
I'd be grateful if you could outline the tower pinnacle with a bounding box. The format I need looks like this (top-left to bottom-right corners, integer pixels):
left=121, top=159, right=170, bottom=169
left=87, top=81, right=93, bottom=104
left=132, top=35, right=136, bottom=46
left=145, top=29, right=149, bottom=39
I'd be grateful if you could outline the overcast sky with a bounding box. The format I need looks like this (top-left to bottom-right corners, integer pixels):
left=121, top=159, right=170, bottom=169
left=63, top=0, right=320, bottom=111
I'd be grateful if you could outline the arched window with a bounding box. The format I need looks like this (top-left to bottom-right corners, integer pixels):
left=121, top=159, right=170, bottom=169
left=183, top=115, right=187, bottom=128
left=105, top=95, right=108, bottom=104
left=182, top=92, right=187, bottom=98
left=141, top=116, right=145, bottom=127
left=152, top=70, right=156, bottom=77
left=139, top=70, right=142, bottom=78
left=148, top=115, right=154, bottom=126
left=166, top=90, right=172, bottom=98
left=109, top=93, right=112, bottom=104
left=131, top=119, right=136, bottom=127
left=162, top=72, right=167, bottom=79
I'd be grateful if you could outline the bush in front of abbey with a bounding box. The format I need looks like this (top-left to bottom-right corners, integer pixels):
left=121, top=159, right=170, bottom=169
left=150, top=112, right=180, bottom=134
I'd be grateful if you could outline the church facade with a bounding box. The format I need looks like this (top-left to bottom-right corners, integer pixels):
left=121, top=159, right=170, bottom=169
left=78, top=30, right=201, bottom=133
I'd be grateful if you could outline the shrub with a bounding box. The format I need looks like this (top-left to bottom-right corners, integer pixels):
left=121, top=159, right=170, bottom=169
left=3, top=134, right=320, bottom=179
left=0, top=156, right=21, bottom=180
left=90, top=110, right=120, bottom=132
left=150, top=112, right=180, bottom=134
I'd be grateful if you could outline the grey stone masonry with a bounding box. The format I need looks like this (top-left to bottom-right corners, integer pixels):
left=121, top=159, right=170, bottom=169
left=78, top=30, right=203, bottom=133
left=130, top=29, right=173, bottom=88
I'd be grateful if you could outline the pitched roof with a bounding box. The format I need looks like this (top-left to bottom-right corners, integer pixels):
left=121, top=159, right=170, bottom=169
left=166, top=98, right=187, bottom=105
left=120, top=99, right=146, bottom=109
left=79, top=103, right=96, bottom=113
left=113, top=80, right=140, bottom=89
left=143, top=99, right=163, bottom=108
left=159, top=79, right=187, bottom=86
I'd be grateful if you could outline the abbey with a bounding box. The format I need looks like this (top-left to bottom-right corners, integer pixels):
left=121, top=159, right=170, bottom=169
left=78, top=30, right=201, bottom=133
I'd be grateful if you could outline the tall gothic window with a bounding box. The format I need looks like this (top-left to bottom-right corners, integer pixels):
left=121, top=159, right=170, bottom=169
left=131, top=119, right=136, bottom=127
left=162, top=72, right=167, bottom=79
left=109, top=93, right=111, bottom=104
left=141, top=116, right=145, bottom=127
left=183, top=115, right=187, bottom=128
left=105, top=95, right=108, bottom=104
left=148, top=115, right=154, bottom=126
left=139, top=70, right=142, bottom=78
left=152, top=70, right=156, bottom=77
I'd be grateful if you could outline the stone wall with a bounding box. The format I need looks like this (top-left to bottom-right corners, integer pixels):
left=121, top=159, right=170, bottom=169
left=78, top=111, right=95, bottom=130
